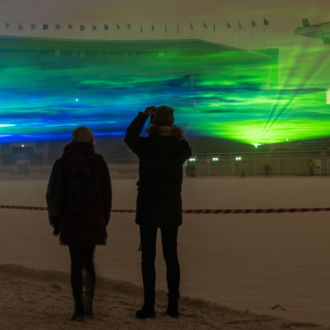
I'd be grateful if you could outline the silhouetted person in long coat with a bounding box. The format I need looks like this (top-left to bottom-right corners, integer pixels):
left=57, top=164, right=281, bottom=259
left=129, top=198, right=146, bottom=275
left=46, top=127, right=111, bottom=321
left=125, top=106, right=192, bottom=318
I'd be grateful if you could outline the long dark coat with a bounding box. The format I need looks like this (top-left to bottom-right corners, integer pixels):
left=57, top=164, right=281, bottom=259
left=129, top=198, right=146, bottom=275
left=46, top=142, right=111, bottom=246
left=125, top=112, right=192, bottom=227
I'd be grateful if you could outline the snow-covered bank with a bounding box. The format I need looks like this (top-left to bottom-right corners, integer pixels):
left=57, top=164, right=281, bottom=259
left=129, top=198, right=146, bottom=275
left=1, top=177, right=330, bottom=325
left=0, top=264, right=325, bottom=330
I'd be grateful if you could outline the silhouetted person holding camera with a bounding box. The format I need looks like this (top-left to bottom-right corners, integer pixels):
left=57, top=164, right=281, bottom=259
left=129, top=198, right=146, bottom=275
left=46, top=127, right=111, bottom=321
left=125, top=106, right=192, bottom=318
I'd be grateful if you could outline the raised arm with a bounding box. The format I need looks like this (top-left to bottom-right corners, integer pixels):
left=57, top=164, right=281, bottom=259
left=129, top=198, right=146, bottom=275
left=124, top=106, right=156, bottom=155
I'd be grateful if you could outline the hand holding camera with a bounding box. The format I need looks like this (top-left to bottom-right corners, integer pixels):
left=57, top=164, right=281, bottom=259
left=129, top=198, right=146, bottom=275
left=144, top=106, right=157, bottom=117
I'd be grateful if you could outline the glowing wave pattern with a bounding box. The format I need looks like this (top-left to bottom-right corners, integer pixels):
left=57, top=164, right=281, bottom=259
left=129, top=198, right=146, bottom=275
left=0, top=37, right=328, bottom=146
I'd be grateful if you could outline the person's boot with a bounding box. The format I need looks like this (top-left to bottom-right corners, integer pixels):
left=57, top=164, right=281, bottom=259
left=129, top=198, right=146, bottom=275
left=71, top=298, right=84, bottom=321
left=136, top=297, right=155, bottom=319
left=166, top=296, right=179, bottom=318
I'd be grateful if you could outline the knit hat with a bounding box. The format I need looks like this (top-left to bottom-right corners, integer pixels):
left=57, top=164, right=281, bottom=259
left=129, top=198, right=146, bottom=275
left=151, top=105, right=174, bottom=126
left=72, top=126, right=95, bottom=143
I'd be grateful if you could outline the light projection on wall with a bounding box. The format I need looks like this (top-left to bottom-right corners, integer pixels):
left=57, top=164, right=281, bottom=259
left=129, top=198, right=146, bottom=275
left=0, top=36, right=328, bottom=146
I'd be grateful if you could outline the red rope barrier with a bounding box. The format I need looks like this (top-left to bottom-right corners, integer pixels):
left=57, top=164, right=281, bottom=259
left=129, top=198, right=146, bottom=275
left=1, top=205, right=330, bottom=214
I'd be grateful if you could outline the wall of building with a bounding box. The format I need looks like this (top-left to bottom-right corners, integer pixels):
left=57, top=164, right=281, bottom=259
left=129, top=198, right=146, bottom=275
left=187, top=154, right=330, bottom=177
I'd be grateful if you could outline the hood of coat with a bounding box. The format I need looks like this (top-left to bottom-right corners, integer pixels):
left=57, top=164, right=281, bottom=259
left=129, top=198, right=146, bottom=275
left=62, top=142, right=95, bottom=159
left=145, top=124, right=184, bottom=139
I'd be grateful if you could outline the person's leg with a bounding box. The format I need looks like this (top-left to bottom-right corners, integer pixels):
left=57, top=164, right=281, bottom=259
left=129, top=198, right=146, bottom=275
left=160, top=226, right=180, bottom=317
left=82, top=246, right=96, bottom=317
left=69, top=246, right=84, bottom=320
left=136, top=226, right=157, bottom=318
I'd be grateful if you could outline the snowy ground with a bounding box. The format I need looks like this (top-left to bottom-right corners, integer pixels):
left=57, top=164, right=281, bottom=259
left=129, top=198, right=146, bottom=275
left=1, top=176, right=330, bottom=327
left=1, top=264, right=325, bottom=330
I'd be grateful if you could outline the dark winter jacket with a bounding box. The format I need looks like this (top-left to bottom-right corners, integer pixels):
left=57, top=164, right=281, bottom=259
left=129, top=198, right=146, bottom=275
left=46, top=142, right=112, bottom=246
left=125, top=112, right=192, bottom=227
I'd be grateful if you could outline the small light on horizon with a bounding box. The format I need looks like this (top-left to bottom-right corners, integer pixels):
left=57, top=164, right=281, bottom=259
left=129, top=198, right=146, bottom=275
left=189, top=157, right=196, bottom=162
left=75, top=98, right=79, bottom=102
left=254, top=143, right=260, bottom=149
left=286, top=138, right=289, bottom=141
left=21, top=144, right=24, bottom=148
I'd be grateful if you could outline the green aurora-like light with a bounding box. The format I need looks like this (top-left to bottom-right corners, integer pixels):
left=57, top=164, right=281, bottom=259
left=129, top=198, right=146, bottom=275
left=0, top=37, right=328, bottom=145
left=192, top=42, right=329, bottom=145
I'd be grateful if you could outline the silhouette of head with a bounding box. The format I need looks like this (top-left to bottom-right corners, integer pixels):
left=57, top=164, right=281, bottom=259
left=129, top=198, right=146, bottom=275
left=151, top=106, right=174, bottom=126
left=72, top=126, right=95, bottom=143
